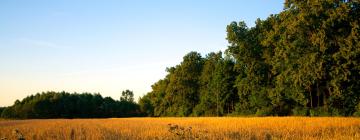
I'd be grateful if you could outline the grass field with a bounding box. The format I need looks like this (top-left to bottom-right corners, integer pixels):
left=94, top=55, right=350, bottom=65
left=1, top=117, right=360, bottom=140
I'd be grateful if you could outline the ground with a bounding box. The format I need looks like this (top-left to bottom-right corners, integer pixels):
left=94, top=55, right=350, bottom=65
left=1, top=117, right=360, bottom=140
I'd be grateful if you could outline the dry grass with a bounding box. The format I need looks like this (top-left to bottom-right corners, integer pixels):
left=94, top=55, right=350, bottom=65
left=0, top=117, right=360, bottom=140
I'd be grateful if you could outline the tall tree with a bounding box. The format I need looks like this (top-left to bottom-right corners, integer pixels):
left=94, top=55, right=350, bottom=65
left=194, top=52, right=223, bottom=116
left=165, top=52, right=204, bottom=116
left=226, top=20, right=273, bottom=115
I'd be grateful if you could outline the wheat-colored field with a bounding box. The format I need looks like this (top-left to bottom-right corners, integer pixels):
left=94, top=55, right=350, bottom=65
left=0, top=117, right=360, bottom=140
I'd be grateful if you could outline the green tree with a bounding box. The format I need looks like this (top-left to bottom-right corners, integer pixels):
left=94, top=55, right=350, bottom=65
left=0, top=107, right=4, bottom=116
left=120, top=90, right=134, bottom=103
left=226, top=20, right=273, bottom=115
left=138, top=94, right=154, bottom=116
left=264, top=0, right=360, bottom=116
left=194, top=52, right=223, bottom=116
left=139, top=0, right=360, bottom=117
left=165, top=52, right=204, bottom=116
left=1, top=91, right=141, bottom=119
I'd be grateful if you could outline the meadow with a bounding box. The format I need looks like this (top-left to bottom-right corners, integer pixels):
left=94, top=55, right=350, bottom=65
left=1, top=117, right=360, bottom=140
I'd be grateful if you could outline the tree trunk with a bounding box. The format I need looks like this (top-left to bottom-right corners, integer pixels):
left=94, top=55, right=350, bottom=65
left=310, top=90, right=313, bottom=108
left=317, top=82, right=320, bottom=107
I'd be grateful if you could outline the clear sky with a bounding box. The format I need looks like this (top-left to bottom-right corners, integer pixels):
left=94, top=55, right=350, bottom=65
left=0, top=0, right=284, bottom=106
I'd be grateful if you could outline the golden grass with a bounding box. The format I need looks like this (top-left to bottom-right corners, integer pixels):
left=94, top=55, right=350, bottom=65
left=0, top=117, right=360, bottom=140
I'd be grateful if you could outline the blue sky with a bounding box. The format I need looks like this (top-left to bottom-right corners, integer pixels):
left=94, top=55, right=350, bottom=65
left=0, top=0, right=284, bottom=106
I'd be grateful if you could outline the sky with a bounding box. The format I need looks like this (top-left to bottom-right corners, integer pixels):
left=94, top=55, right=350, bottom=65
left=0, top=0, right=284, bottom=106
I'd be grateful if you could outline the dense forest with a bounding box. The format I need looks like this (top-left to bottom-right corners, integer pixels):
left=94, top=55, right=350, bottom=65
left=1, top=90, right=141, bottom=119
left=138, top=0, right=360, bottom=117
left=1, top=0, right=359, bottom=118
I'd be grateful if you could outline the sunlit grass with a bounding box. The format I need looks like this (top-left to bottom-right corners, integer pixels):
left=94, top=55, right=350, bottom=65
left=0, top=117, right=360, bottom=139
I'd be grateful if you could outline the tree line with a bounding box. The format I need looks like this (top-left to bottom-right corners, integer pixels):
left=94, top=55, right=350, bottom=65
left=139, top=0, right=360, bottom=117
left=1, top=90, right=141, bottom=119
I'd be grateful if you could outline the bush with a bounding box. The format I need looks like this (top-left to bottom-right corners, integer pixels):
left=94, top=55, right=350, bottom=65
left=292, top=107, right=308, bottom=116
left=255, top=107, right=273, bottom=116
left=329, top=108, right=344, bottom=116
left=309, top=107, right=330, bottom=117
left=353, top=112, right=360, bottom=117
left=353, top=103, right=360, bottom=117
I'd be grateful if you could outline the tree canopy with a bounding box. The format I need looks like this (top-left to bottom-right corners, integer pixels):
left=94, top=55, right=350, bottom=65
left=139, top=0, right=360, bottom=117
left=1, top=91, right=140, bottom=119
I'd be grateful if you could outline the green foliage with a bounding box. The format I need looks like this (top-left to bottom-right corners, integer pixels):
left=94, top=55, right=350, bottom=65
left=140, top=0, right=360, bottom=117
left=194, top=52, right=238, bottom=116
left=163, top=52, right=204, bottom=116
left=120, top=89, right=134, bottom=103
left=1, top=91, right=141, bottom=119
left=1, top=107, right=16, bottom=118
left=292, top=107, right=309, bottom=116
left=138, top=94, right=154, bottom=116
left=0, top=107, right=4, bottom=116
left=353, top=103, right=360, bottom=117
left=138, top=51, right=239, bottom=117
left=255, top=107, right=274, bottom=117
left=309, top=108, right=330, bottom=117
